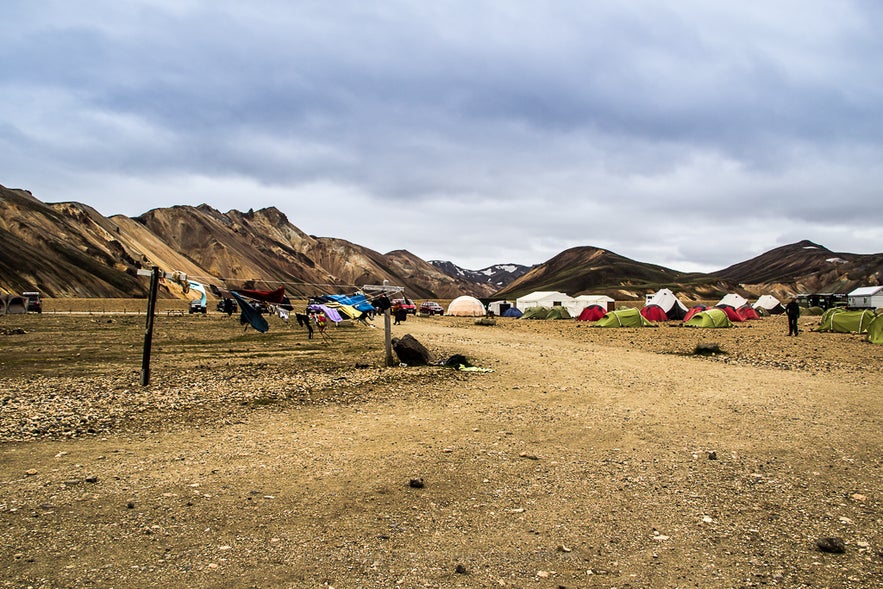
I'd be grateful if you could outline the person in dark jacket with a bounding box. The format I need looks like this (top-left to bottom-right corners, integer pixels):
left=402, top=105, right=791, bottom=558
left=785, top=299, right=800, bottom=336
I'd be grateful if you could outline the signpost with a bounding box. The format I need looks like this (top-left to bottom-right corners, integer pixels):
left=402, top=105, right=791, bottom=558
left=362, top=282, right=404, bottom=367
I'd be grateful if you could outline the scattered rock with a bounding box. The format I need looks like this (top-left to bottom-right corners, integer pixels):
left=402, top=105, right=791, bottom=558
left=816, top=537, right=846, bottom=554
left=707, top=450, right=717, bottom=460
left=455, top=564, right=467, bottom=574
left=519, top=452, right=539, bottom=460
left=85, top=475, right=99, bottom=483
left=408, top=478, right=424, bottom=489
left=25, top=469, right=37, bottom=476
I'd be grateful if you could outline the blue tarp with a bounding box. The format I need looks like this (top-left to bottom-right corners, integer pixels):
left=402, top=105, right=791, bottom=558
left=320, top=293, right=375, bottom=313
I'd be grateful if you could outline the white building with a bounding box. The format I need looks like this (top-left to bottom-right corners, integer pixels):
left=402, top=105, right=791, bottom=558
left=847, top=286, right=883, bottom=309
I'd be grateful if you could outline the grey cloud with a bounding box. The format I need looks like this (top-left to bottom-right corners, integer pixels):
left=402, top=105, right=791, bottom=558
left=2, top=1, right=882, bottom=271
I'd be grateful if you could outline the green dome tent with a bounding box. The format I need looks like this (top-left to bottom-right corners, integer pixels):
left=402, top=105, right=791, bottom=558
left=545, top=305, right=571, bottom=320
left=594, top=308, right=655, bottom=328
left=817, top=308, right=876, bottom=334
left=684, top=308, right=733, bottom=328
left=867, top=314, right=883, bottom=344
left=520, top=306, right=551, bottom=320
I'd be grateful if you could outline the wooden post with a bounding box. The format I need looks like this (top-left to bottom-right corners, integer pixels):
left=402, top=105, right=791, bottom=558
left=384, top=307, right=394, bottom=366
left=360, top=283, right=405, bottom=367
left=141, top=266, right=160, bottom=386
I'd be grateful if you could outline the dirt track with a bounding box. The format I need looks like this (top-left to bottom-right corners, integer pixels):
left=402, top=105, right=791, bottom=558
left=1, top=309, right=881, bottom=588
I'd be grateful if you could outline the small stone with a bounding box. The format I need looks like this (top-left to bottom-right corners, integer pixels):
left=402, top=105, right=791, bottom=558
left=816, top=537, right=846, bottom=554
left=707, top=451, right=717, bottom=460
left=556, top=544, right=571, bottom=552
left=126, top=501, right=135, bottom=509
left=25, top=469, right=37, bottom=476
left=85, top=475, right=99, bottom=483
left=408, top=478, right=424, bottom=489
left=455, top=564, right=467, bottom=574
left=519, top=452, right=539, bottom=460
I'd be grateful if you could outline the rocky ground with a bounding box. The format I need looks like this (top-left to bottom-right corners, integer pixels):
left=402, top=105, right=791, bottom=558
left=1, top=304, right=881, bottom=588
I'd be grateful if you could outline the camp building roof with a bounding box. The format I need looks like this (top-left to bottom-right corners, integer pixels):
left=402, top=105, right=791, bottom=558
left=848, top=286, right=883, bottom=296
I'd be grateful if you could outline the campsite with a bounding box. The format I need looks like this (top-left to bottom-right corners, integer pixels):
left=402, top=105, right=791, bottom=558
left=1, top=298, right=882, bottom=588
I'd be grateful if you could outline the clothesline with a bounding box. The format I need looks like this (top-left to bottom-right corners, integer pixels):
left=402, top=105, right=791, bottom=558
left=181, top=274, right=367, bottom=297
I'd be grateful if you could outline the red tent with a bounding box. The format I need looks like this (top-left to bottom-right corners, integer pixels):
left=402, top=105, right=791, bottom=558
left=683, top=305, right=707, bottom=322
left=640, top=304, right=669, bottom=322
left=739, top=305, right=761, bottom=320
left=716, top=305, right=745, bottom=322
left=577, top=304, right=607, bottom=321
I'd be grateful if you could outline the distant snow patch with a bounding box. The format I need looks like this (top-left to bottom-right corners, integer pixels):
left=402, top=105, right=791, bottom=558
left=826, top=257, right=847, bottom=264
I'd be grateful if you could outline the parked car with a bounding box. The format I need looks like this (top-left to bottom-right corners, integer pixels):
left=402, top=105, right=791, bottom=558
left=391, top=298, right=417, bottom=314
left=419, top=301, right=444, bottom=316
left=189, top=300, right=207, bottom=314
left=22, top=291, right=42, bottom=313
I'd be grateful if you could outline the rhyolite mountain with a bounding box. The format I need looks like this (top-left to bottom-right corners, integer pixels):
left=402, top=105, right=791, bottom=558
left=1, top=184, right=880, bottom=302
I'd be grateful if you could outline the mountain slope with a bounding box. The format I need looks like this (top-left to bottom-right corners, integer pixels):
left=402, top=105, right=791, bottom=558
left=430, top=261, right=530, bottom=291
left=493, top=246, right=735, bottom=301
left=2, top=184, right=880, bottom=302
left=711, top=240, right=882, bottom=297
left=0, top=185, right=496, bottom=300
left=0, top=185, right=151, bottom=297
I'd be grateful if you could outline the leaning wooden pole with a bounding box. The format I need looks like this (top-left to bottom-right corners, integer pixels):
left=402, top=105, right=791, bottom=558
left=384, top=307, right=394, bottom=366
left=141, top=266, right=160, bottom=386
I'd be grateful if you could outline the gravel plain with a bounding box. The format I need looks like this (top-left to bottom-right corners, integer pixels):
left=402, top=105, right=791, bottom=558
left=1, top=303, right=881, bottom=588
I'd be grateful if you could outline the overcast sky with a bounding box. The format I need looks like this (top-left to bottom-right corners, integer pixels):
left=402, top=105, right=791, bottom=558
left=2, top=1, right=882, bottom=272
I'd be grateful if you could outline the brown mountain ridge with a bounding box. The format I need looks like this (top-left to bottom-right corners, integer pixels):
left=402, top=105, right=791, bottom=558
left=1, top=184, right=880, bottom=302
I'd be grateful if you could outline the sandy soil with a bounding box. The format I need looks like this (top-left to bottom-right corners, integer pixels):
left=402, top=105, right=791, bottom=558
left=1, top=307, right=881, bottom=588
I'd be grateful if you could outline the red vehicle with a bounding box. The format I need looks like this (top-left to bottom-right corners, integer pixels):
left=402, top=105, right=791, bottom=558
left=419, top=301, right=444, bottom=315
left=391, top=298, right=417, bottom=314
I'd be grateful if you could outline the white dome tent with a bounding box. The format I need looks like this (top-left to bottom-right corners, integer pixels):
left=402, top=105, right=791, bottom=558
left=446, top=296, right=486, bottom=317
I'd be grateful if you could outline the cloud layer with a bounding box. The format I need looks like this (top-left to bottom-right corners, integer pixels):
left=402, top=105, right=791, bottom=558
left=3, top=1, right=881, bottom=271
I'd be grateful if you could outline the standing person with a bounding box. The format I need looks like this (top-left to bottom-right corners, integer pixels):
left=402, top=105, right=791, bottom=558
left=785, top=298, right=800, bottom=336
left=316, top=310, right=328, bottom=333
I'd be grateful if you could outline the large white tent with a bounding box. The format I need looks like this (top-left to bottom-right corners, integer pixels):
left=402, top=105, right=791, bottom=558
left=568, top=294, right=615, bottom=316
left=515, top=291, right=574, bottom=312
left=486, top=300, right=516, bottom=315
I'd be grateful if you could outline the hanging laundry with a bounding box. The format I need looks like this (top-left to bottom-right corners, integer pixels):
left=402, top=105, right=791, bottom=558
left=231, top=291, right=269, bottom=333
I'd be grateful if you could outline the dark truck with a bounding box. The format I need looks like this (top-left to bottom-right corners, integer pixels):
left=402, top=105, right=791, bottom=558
left=22, top=291, right=42, bottom=313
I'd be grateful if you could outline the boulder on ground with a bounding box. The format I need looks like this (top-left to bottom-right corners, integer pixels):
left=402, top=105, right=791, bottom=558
left=392, top=334, right=434, bottom=366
